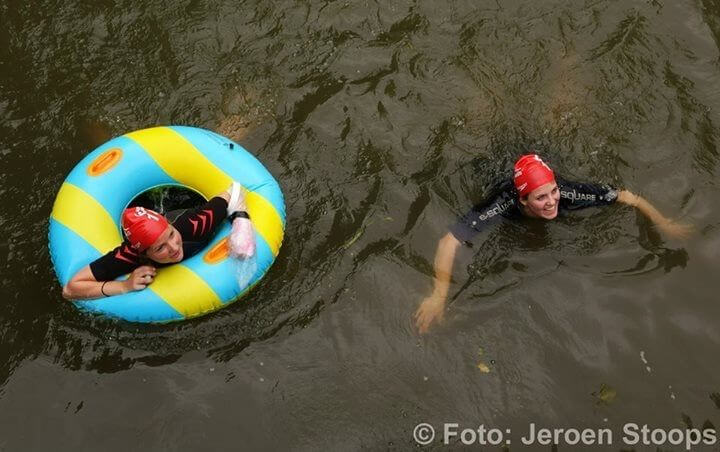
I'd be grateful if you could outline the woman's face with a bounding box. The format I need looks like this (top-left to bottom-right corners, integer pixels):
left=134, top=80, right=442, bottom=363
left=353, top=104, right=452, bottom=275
left=520, top=181, right=560, bottom=220
left=145, top=225, right=184, bottom=263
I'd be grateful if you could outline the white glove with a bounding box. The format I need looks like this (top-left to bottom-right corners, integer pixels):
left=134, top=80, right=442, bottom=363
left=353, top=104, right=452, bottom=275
left=227, top=181, right=247, bottom=215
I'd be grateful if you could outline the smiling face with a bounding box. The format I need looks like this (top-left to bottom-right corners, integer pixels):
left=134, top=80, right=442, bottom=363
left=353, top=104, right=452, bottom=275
left=519, top=181, right=560, bottom=220
left=145, top=225, right=184, bottom=263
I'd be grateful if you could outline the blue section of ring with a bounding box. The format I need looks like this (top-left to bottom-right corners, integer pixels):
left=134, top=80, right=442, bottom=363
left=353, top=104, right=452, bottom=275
left=48, top=219, right=102, bottom=286
left=75, top=287, right=183, bottom=323
left=180, top=223, right=275, bottom=305
left=170, top=126, right=286, bottom=226
left=64, top=136, right=176, bottom=226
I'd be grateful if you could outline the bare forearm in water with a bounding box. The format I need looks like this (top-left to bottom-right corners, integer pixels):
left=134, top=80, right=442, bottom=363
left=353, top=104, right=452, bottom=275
left=415, top=232, right=462, bottom=334
left=617, top=190, right=693, bottom=239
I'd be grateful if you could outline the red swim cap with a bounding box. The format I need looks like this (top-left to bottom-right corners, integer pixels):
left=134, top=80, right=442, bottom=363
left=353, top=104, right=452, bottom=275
left=513, top=154, right=555, bottom=197
left=122, top=207, right=169, bottom=251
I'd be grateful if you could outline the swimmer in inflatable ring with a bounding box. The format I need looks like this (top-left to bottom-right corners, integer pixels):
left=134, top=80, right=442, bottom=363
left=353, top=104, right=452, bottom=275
left=62, top=182, right=251, bottom=300
left=414, top=153, right=694, bottom=334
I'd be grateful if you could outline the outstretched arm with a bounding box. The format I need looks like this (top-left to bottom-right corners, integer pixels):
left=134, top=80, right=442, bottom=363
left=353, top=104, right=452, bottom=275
left=616, top=190, right=694, bottom=239
left=62, top=265, right=157, bottom=300
left=414, top=232, right=462, bottom=334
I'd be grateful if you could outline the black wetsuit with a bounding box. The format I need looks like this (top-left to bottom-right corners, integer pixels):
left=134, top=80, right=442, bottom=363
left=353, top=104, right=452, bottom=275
left=89, top=197, right=228, bottom=281
left=449, top=176, right=618, bottom=245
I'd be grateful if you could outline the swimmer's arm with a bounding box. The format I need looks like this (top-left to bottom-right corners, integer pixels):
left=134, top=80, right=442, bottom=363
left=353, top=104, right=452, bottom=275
left=429, top=232, right=461, bottom=300
left=62, top=265, right=156, bottom=300
left=616, top=190, right=694, bottom=239
left=62, top=265, right=128, bottom=300
left=617, top=190, right=666, bottom=223
left=415, top=232, right=462, bottom=334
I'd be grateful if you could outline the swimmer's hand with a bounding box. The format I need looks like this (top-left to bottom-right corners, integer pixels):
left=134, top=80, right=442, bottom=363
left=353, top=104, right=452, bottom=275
left=125, top=265, right=157, bottom=291
left=656, top=219, right=695, bottom=240
left=415, top=293, right=446, bottom=334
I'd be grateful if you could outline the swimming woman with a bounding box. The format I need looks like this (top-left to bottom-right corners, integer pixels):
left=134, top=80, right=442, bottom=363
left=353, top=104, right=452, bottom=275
left=62, top=183, right=249, bottom=300
left=414, top=154, right=693, bottom=334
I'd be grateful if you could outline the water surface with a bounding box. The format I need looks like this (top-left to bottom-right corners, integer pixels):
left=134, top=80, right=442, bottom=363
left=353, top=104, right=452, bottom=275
left=1, top=0, right=720, bottom=450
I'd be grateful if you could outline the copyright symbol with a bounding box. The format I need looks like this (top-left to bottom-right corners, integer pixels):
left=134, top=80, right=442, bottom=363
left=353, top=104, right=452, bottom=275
left=413, top=423, right=435, bottom=445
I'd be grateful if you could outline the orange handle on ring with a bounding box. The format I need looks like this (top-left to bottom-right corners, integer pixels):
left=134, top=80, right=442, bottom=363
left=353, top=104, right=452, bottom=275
left=87, top=148, right=123, bottom=176
left=203, top=237, right=229, bottom=264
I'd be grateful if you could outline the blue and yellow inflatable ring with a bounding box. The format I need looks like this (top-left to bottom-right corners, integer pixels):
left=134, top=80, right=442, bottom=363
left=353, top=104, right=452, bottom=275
left=49, top=126, right=285, bottom=323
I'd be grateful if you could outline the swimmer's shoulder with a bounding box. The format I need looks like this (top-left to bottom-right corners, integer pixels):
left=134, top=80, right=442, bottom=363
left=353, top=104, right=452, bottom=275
left=482, top=178, right=517, bottom=204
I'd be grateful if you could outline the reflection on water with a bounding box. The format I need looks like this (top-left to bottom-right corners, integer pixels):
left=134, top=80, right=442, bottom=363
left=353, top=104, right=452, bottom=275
left=1, top=0, right=720, bottom=449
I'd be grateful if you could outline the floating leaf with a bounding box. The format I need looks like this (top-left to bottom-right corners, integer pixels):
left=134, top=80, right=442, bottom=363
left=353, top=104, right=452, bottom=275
left=592, top=384, right=617, bottom=404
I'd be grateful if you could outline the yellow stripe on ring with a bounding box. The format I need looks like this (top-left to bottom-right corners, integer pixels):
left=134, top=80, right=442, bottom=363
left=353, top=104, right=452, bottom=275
left=150, top=265, right=222, bottom=317
left=125, top=127, right=231, bottom=198
left=50, top=182, right=122, bottom=253
left=127, top=127, right=284, bottom=256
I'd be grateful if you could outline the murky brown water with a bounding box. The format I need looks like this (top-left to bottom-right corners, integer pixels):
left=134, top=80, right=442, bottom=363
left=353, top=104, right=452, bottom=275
left=2, top=0, right=720, bottom=450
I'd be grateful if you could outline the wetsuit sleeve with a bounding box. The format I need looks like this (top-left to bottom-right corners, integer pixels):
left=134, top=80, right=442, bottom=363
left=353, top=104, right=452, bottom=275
left=557, top=177, right=619, bottom=210
left=449, top=191, right=516, bottom=244
left=172, top=196, right=229, bottom=242
left=88, top=242, right=142, bottom=281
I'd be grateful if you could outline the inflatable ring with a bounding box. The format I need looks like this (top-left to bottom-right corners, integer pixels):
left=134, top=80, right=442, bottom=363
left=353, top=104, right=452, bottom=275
left=49, top=126, right=286, bottom=323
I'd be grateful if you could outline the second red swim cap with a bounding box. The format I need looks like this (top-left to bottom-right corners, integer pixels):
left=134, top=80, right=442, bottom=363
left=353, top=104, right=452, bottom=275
left=513, top=154, right=555, bottom=197
left=122, top=206, right=169, bottom=251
